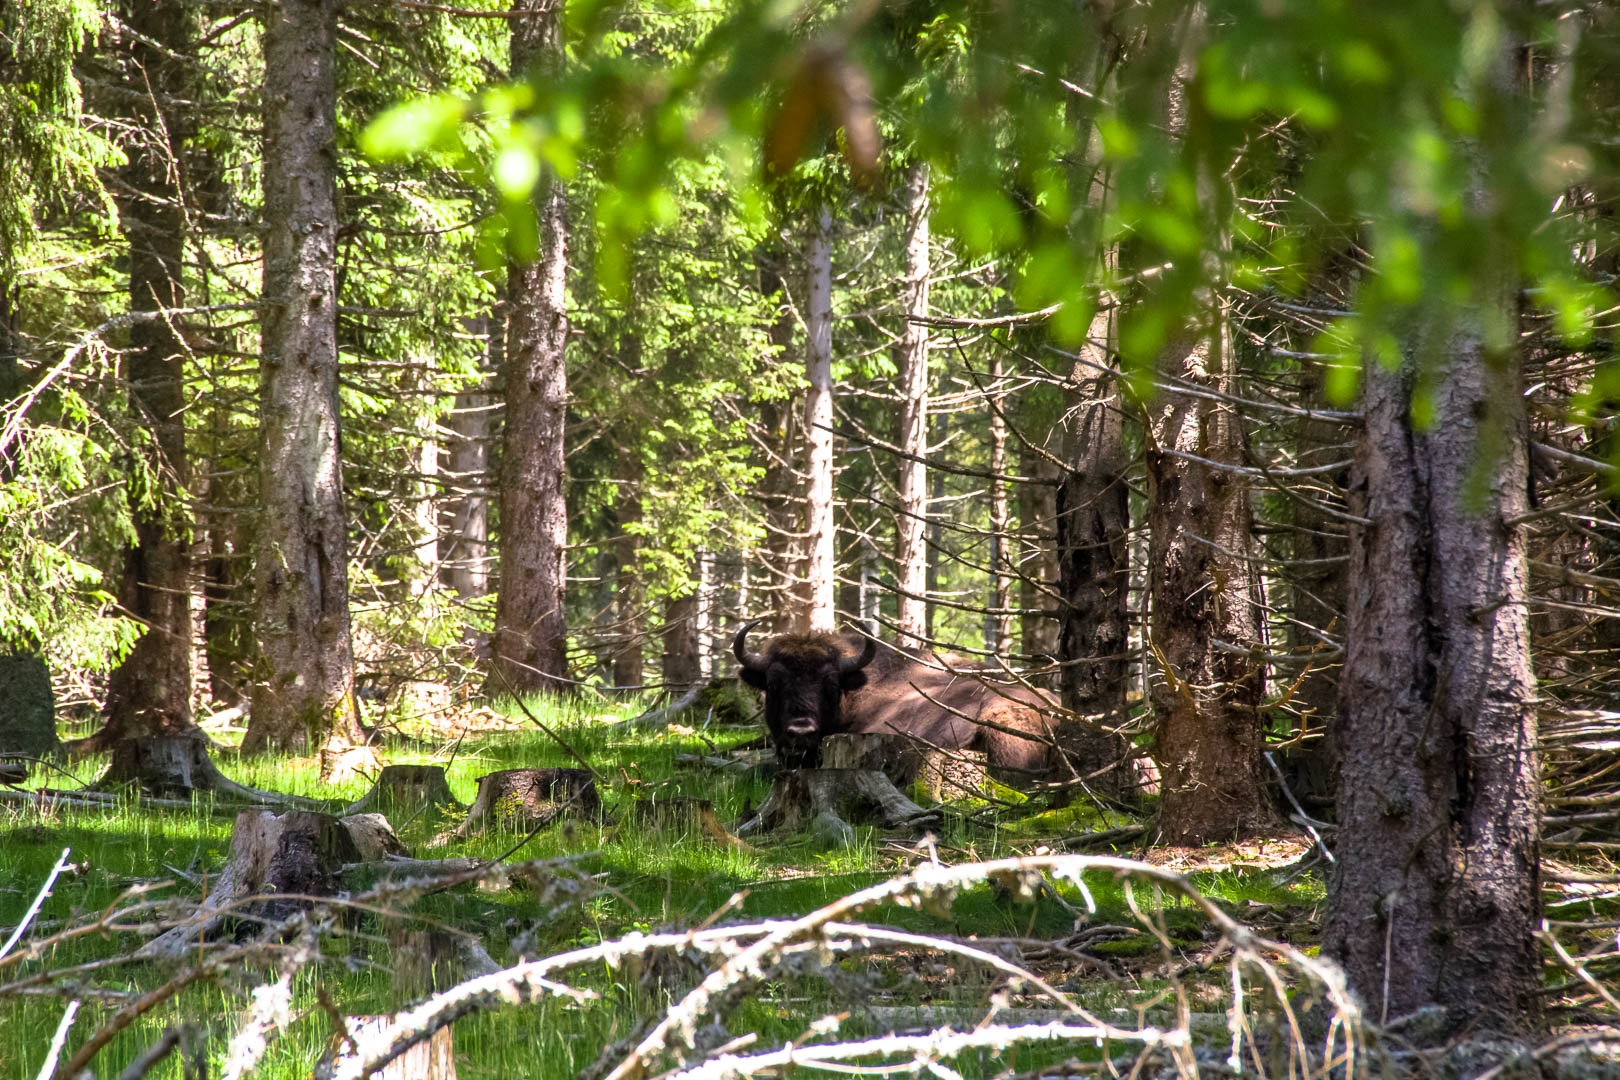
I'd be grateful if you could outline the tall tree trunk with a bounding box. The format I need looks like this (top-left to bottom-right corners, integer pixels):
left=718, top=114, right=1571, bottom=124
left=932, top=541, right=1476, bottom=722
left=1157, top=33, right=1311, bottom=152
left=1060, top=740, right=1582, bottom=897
left=439, top=312, right=495, bottom=613
left=103, top=0, right=196, bottom=743
left=611, top=455, right=644, bottom=689
left=1054, top=308, right=1131, bottom=791
left=405, top=352, right=438, bottom=598
left=247, top=0, right=361, bottom=751
left=1018, top=442, right=1061, bottom=665
left=1146, top=314, right=1274, bottom=842
left=1282, top=360, right=1348, bottom=808
left=1323, top=329, right=1540, bottom=1035
left=925, top=411, right=947, bottom=640
left=661, top=587, right=699, bottom=689
left=488, top=0, right=570, bottom=696
left=802, top=204, right=836, bottom=632
left=895, top=163, right=931, bottom=645
left=756, top=257, right=802, bottom=636
left=986, top=353, right=1011, bottom=658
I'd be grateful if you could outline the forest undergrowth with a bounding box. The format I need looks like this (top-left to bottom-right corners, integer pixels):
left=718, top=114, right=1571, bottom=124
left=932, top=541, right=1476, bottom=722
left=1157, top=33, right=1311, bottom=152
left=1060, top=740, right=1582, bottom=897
left=0, top=692, right=1607, bottom=1080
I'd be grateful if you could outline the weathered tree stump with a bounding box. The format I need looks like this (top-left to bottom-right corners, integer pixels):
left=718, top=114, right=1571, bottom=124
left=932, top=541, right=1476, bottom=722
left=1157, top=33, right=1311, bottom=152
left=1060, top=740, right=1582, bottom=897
left=322, top=1017, right=456, bottom=1080
left=342, top=813, right=410, bottom=861
left=140, top=809, right=368, bottom=959
left=737, top=768, right=941, bottom=844
left=389, top=928, right=499, bottom=999
left=451, top=768, right=599, bottom=836
left=320, top=735, right=384, bottom=783
left=345, top=765, right=463, bottom=820
left=915, top=748, right=989, bottom=801
left=820, top=732, right=989, bottom=801
left=620, top=797, right=748, bottom=848
left=94, top=734, right=307, bottom=805
left=0, top=654, right=57, bottom=780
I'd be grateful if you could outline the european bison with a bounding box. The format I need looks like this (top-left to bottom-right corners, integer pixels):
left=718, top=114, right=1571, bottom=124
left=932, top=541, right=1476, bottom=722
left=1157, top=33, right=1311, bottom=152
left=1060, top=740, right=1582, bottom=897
left=731, top=622, right=1052, bottom=778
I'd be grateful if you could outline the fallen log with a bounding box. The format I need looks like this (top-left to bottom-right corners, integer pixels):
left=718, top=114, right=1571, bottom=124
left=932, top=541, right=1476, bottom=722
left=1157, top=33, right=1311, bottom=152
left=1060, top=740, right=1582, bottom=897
left=737, top=768, right=942, bottom=845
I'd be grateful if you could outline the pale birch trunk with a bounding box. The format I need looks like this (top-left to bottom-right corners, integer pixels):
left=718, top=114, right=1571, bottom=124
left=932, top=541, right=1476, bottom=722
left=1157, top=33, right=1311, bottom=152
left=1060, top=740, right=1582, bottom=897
left=802, top=205, right=836, bottom=632
left=895, top=163, right=931, bottom=645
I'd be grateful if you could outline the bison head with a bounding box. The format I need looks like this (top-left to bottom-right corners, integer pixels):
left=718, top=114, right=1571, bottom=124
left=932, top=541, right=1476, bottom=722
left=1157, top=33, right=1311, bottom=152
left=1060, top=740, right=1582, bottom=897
left=732, top=620, right=877, bottom=767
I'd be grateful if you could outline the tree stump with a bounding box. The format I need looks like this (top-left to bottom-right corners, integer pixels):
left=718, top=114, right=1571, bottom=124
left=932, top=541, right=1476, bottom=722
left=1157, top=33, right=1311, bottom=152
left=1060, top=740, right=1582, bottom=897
left=140, top=809, right=367, bottom=959
left=345, top=765, right=463, bottom=821
left=0, top=654, right=57, bottom=779
left=915, top=748, right=989, bottom=802
left=820, top=733, right=988, bottom=802
left=452, top=768, right=599, bottom=836
left=342, top=813, right=410, bottom=862
left=621, top=797, right=748, bottom=848
left=94, top=734, right=292, bottom=804
left=737, top=769, right=941, bottom=843
left=322, top=1017, right=456, bottom=1080
left=320, top=735, right=384, bottom=783
left=389, top=928, right=499, bottom=999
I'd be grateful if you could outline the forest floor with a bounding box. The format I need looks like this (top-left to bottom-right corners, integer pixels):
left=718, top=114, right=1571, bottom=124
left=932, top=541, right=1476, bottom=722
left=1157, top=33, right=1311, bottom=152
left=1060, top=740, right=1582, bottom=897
left=0, top=693, right=1349, bottom=1080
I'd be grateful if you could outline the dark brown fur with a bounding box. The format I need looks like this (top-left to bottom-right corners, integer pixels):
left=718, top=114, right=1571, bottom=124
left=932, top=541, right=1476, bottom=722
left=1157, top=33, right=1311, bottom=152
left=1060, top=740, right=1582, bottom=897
left=740, top=631, right=1052, bottom=779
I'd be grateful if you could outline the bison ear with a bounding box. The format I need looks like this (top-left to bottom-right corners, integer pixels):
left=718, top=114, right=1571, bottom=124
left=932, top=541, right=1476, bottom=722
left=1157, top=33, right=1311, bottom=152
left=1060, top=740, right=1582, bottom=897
left=739, top=667, right=768, bottom=690
left=839, top=669, right=868, bottom=692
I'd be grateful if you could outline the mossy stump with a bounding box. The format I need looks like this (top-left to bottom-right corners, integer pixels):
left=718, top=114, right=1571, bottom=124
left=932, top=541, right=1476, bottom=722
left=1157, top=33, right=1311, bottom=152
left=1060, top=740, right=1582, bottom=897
left=452, top=767, right=599, bottom=836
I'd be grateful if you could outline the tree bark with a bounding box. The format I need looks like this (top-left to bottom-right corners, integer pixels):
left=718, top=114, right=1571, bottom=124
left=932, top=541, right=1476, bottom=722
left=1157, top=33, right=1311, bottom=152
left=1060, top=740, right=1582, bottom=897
left=248, top=0, right=361, bottom=751
left=755, top=255, right=802, bottom=636
left=661, top=586, right=700, bottom=688
left=1147, top=316, right=1274, bottom=843
left=439, top=310, right=495, bottom=656
left=1018, top=442, right=1061, bottom=665
left=1323, top=331, right=1541, bottom=1037
left=802, top=204, right=836, bottom=632
left=611, top=456, right=644, bottom=688
left=895, top=163, right=931, bottom=645
left=1281, top=359, right=1348, bottom=807
left=488, top=0, right=570, bottom=697
left=986, top=352, right=1011, bottom=658
left=103, top=0, right=196, bottom=743
left=1054, top=307, right=1132, bottom=792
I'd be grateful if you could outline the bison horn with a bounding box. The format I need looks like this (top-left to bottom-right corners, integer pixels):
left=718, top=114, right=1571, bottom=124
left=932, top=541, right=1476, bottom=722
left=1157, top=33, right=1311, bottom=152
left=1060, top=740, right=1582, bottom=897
left=839, top=632, right=877, bottom=675
left=732, top=620, right=768, bottom=674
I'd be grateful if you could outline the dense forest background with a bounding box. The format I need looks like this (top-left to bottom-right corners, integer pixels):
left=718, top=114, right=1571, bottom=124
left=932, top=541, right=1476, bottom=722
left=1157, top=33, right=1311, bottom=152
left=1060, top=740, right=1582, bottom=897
left=6, top=0, right=1620, bottom=1067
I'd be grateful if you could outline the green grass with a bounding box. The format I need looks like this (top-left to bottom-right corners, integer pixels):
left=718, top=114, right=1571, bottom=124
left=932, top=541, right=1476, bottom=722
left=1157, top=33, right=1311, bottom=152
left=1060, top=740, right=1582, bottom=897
left=0, top=696, right=1325, bottom=1080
